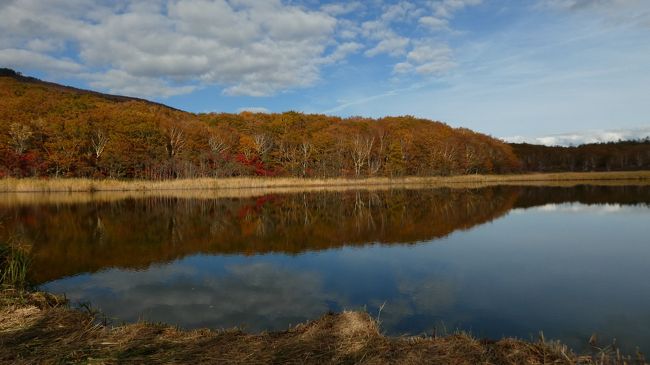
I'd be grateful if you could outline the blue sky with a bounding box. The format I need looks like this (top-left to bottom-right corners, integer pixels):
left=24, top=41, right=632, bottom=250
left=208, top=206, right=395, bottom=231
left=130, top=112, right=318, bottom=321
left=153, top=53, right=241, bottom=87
left=1, top=0, right=649, bottom=144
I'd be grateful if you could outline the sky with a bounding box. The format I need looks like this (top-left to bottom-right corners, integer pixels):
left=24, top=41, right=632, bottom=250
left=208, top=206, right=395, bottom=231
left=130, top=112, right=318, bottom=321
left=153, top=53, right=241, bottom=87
left=1, top=0, right=649, bottom=145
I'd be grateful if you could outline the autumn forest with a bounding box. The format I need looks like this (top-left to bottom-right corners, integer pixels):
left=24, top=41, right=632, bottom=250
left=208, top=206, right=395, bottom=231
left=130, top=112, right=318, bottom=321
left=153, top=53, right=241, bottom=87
left=1, top=69, right=649, bottom=180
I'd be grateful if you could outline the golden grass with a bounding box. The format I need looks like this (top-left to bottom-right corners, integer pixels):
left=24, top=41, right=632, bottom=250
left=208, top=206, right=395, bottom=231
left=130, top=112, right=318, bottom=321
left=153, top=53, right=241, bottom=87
left=1, top=172, right=648, bottom=206
left=0, top=178, right=648, bottom=207
left=2, top=288, right=645, bottom=365
left=1, top=171, right=650, bottom=193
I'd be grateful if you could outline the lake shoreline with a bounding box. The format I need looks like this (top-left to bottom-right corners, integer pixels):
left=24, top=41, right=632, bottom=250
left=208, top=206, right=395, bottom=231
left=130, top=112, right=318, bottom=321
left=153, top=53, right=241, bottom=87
left=2, top=171, right=650, bottom=193
left=2, top=287, right=645, bottom=364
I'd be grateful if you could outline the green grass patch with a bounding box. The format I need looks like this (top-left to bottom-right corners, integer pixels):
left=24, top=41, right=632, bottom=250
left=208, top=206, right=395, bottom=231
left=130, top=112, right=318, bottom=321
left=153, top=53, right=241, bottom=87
left=0, top=238, right=31, bottom=287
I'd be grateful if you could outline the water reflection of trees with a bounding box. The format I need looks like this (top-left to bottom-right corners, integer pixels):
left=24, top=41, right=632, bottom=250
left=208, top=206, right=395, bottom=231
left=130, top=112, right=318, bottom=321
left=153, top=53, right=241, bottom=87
left=513, top=185, right=650, bottom=208
left=0, top=185, right=647, bottom=284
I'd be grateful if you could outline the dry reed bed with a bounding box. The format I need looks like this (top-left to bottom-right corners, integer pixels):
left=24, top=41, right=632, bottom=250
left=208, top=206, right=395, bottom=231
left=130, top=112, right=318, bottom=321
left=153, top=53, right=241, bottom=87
left=0, top=181, right=648, bottom=208
left=0, top=176, right=649, bottom=207
left=1, top=171, right=650, bottom=193
left=1, top=289, right=645, bottom=365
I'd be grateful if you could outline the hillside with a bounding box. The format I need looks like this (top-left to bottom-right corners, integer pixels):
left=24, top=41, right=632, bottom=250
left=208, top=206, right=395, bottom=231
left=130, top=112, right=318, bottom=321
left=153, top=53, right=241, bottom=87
left=0, top=69, right=520, bottom=179
left=0, top=68, right=179, bottom=109
left=2, top=69, right=649, bottom=179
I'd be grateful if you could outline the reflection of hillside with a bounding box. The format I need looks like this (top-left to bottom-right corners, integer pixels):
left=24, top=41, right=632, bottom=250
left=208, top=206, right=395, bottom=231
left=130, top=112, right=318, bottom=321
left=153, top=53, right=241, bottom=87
left=3, top=185, right=647, bottom=284
left=1, top=188, right=518, bottom=284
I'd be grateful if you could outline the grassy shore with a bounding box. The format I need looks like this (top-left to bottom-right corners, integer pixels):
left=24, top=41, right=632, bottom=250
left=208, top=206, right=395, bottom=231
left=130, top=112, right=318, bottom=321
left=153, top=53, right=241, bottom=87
left=1, top=287, right=646, bottom=365
left=1, top=171, right=650, bottom=193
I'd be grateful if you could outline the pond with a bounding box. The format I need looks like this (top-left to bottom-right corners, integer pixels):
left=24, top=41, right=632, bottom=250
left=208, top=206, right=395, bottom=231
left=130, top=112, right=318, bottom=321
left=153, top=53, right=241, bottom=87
left=1, top=185, right=649, bottom=354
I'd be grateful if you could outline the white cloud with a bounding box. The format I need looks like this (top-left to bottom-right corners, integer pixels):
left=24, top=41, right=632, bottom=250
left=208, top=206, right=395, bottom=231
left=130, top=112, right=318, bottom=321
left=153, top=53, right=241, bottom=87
left=381, top=1, right=421, bottom=22
left=393, top=62, right=414, bottom=74
left=540, top=0, right=638, bottom=10
left=361, top=20, right=410, bottom=57
left=26, top=38, right=66, bottom=53
left=0, top=48, right=83, bottom=73
left=237, top=106, right=271, bottom=113
left=430, top=0, right=483, bottom=18
left=393, top=43, right=455, bottom=75
left=336, top=19, right=362, bottom=40
left=0, top=0, right=484, bottom=98
left=364, top=34, right=411, bottom=57
left=359, top=0, right=481, bottom=78
left=419, top=16, right=449, bottom=30
left=417, top=0, right=482, bottom=32
left=321, top=2, right=363, bottom=16
left=538, top=0, right=650, bottom=26
left=317, top=42, right=363, bottom=64
left=504, top=127, right=650, bottom=146
left=0, top=0, right=344, bottom=98
left=87, top=69, right=197, bottom=98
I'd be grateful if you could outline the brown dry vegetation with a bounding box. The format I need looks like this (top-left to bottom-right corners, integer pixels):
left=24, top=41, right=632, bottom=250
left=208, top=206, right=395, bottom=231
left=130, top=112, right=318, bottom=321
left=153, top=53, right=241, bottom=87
left=3, top=70, right=650, bottom=181
left=1, top=171, right=650, bottom=193
left=1, top=288, right=646, bottom=365
left=1, top=177, right=649, bottom=207
left=1, top=71, right=521, bottom=180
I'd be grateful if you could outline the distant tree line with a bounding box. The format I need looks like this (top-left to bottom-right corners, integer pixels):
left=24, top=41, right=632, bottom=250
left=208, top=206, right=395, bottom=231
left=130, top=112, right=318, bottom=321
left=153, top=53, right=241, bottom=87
left=511, top=139, right=650, bottom=172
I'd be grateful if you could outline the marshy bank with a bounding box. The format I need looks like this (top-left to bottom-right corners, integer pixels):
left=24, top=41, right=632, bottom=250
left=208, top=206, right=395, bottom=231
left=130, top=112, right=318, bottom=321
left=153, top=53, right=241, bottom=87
left=0, top=233, right=647, bottom=364
left=0, top=286, right=646, bottom=365
left=2, top=171, right=650, bottom=193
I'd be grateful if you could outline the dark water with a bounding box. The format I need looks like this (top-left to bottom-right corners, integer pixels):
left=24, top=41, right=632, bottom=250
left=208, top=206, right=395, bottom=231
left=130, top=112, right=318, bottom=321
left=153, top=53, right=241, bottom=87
left=1, top=185, right=649, bottom=353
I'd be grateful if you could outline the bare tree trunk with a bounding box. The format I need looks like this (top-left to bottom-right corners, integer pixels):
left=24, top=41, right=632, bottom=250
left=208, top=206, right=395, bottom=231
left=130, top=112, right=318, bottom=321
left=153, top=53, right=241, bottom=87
left=253, top=134, right=273, bottom=157
left=300, top=141, right=312, bottom=177
left=350, top=134, right=373, bottom=177
left=209, top=135, right=230, bottom=155
left=9, top=123, right=33, bottom=154
left=368, top=133, right=386, bottom=176
left=166, top=126, right=186, bottom=158
left=90, top=130, right=109, bottom=160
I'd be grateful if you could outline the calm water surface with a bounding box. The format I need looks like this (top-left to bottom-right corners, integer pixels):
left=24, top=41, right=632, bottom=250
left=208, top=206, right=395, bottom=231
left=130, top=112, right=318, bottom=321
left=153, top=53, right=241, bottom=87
left=1, top=185, right=649, bottom=353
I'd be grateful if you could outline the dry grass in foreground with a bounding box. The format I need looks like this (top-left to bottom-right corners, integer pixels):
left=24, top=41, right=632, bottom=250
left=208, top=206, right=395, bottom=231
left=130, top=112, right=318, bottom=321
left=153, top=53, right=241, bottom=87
left=1, top=171, right=650, bottom=193
left=1, top=288, right=646, bottom=365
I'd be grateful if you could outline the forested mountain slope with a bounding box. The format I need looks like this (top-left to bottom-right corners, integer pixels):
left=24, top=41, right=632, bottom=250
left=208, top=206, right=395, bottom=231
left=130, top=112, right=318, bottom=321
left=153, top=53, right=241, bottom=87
left=2, top=69, right=648, bottom=179
left=0, top=69, right=520, bottom=179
